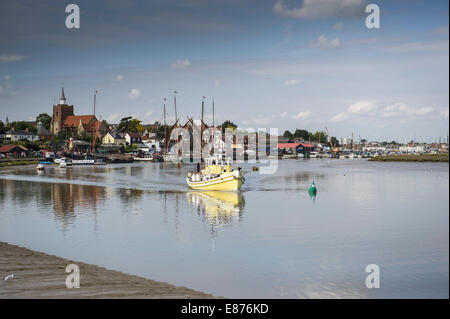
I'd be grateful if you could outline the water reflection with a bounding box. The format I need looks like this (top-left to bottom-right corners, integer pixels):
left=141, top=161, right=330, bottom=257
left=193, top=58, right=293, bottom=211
left=0, top=178, right=246, bottom=237
left=51, top=182, right=104, bottom=230
left=187, top=191, right=245, bottom=235
left=0, top=160, right=448, bottom=298
left=308, top=190, right=317, bottom=202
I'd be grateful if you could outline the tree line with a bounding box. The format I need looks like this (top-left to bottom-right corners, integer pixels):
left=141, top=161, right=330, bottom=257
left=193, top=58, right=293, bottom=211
left=283, top=129, right=340, bottom=147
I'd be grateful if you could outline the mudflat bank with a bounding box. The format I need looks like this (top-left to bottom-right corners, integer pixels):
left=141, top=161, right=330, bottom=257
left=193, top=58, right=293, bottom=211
left=368, top=153, right=449, bottom=162
left=0, top=242, right=216, bottom=299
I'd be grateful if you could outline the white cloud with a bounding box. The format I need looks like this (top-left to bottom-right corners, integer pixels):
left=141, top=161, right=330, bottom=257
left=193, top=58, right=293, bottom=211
left=382, top=103, right=434, bottom=119
left=347, top=101, right=375, bottom=114
left=330, top=100, right=375, bottom=122
left=4, top=75, right=11, bottom=80
left=284, top=79, right=303, bottom=86
left=116, top=74, right=123, bottom=81
left=242, top=112, right=290, bottom=126
left=439, top=108, right=449, bottom=119
left=333, top=22, right=344, bottom=30
left=431, top=26, right=449, bottom=35
left=381, top=103, right=444, bottom=121
left=0, top=54, right=25, bottom=62
left=171, top=59, right=192, bottom=69
left=273, top=0, right=366, bottom=19
left=242, top=116, right=272, bottom=126
left=414, top=106, right=434, bottom=116
left=293, top=111, right=311, bottom=120
left=381, top=41, right=449, bottom=53
left=144, top=111, right=153, bottom=119
left=329, top=102, right=444, bottom=123
left=106, top=112, right=122, bottom=123
left=128, top=88, right=140, bottom=99
left=382, top=102, right=409, bottom=118
left=0, top=85, right=15, bottom=97
left=310, top=34, right=341, bottom=50
left=330, top=112, right=348, bottom=122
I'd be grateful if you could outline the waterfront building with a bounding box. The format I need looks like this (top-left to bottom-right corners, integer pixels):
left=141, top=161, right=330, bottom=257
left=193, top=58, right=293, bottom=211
left=5, top=128, right=39, bottom=142
left=51, top=86, right=107, bottom=138
left=124, top=132, right=142, bottom=145
left=36, top=122, right=52, bottom=140
left=102, top=132, right=126, bottom=146
left=0, top=144, right=30, bottom=157
left=399, top=145, right=425, bottom=153
left=277, top=143, right=315, bottom=155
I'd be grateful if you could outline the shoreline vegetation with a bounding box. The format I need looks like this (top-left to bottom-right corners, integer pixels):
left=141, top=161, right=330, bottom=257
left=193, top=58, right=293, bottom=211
left=0, top=242, right=216, bottom=299
left=369, top=153, right=449, bottom=162
left=0, top=159, right=40, bottom=167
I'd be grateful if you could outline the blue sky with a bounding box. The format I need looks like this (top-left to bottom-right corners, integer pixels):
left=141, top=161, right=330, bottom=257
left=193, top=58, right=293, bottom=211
left=0, top=0, right=448, bottom=142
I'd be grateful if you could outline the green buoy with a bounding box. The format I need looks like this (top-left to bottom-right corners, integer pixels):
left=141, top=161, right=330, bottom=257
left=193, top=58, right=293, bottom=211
left=308, top=181, right=317, bottom=194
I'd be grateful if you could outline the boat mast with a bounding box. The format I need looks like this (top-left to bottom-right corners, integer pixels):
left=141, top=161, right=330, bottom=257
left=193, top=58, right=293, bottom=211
left=201, top=96, right=205, bottom=162
left=94, top=90, right=97, bottom=118
left=92, top=90, right=98, bottom=154
left=352, top=132, right=354, bottom=151
left=92, top=115, right=101, bottom=154
left=163, top=98, right=168, bottom=152
left=212, top=98, right=215, bottom=128
left=173, top=91, right=178, bottom=124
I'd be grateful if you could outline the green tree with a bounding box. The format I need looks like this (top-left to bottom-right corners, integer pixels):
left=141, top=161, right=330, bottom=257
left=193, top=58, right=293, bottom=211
left=36, top=113, right=52, bottom=130
left=330, top=136, right=340, bottom=147
left=0, top=120, right=4, bottom=133
left=53, top=129, right=71, bottom=142
left=79, top=131, right=92, bottom=143
left=14, top=121, right=37, bottom=133
left=118, top=116, right=132, bottom=132
left=293, top=129, right=310, bottom=140
left=309, top=131, right=328, bottom=144
left=219, top=120, right=237, bottom=134
left=118, top=116, right=143, bottom=133
left=283, top=130, right=293, bottom=139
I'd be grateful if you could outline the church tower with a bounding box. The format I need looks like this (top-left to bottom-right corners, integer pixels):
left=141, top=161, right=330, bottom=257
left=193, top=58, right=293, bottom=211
left=59, top=87, right=67, bottom=105
left=51, top=86, right=74, bottom=135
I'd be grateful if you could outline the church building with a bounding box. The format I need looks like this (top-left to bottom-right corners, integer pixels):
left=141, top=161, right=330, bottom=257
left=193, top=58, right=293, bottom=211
left=51, top=87, right=107, bottom=139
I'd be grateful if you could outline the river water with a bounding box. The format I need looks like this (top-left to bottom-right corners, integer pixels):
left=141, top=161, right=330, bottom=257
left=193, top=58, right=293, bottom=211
left=0, top=159, right=448, bottom=298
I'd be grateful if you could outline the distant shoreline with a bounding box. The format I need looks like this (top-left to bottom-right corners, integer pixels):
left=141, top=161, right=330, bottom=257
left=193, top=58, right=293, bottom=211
left=369, top=153, right=449, bottom=162
left=0, top=242, right=216, bottom=299
left=0, top=159, right=40, bottom=167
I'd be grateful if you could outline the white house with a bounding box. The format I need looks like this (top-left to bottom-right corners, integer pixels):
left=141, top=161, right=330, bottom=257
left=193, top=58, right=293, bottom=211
left=102, top=132, right=126, bottom=146
left=399, top=145, right=425, bottom=153
left=124, top=132, right=142, bottom=145
left=142, top=138, right=161, bottom=151
left=5, top=130, right=40, bottom=142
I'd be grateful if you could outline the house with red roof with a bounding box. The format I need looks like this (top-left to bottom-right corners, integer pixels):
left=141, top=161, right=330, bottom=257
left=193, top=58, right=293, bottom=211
left=50, top=87, right=107, bottom=138
left=277, top=142, right=315, bottom=156
left=0, top=145, right=30, bottom=157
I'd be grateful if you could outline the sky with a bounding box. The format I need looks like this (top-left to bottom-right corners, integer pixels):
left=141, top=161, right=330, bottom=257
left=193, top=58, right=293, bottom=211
left=0, top=0, right=448, bottom=142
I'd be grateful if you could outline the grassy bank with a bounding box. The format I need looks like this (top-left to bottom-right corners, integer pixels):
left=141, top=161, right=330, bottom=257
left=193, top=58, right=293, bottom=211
left=369, top=153, right=449, bottom=162
left=0, top=159, right=40, bottom=167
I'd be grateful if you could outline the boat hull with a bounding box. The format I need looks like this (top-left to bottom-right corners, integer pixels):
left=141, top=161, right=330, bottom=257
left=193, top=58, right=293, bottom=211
left=187, top=175, right=244, bottom=191
left=133, top=157, right=153, bottom=161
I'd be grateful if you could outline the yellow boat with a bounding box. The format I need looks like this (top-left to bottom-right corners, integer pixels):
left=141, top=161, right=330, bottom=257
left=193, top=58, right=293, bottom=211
left=186, top=157, right=245, bottom=191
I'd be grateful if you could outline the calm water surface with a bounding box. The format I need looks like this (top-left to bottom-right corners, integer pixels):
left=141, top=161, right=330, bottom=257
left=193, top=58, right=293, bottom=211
left=0, top=159, right=448, bottom=298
